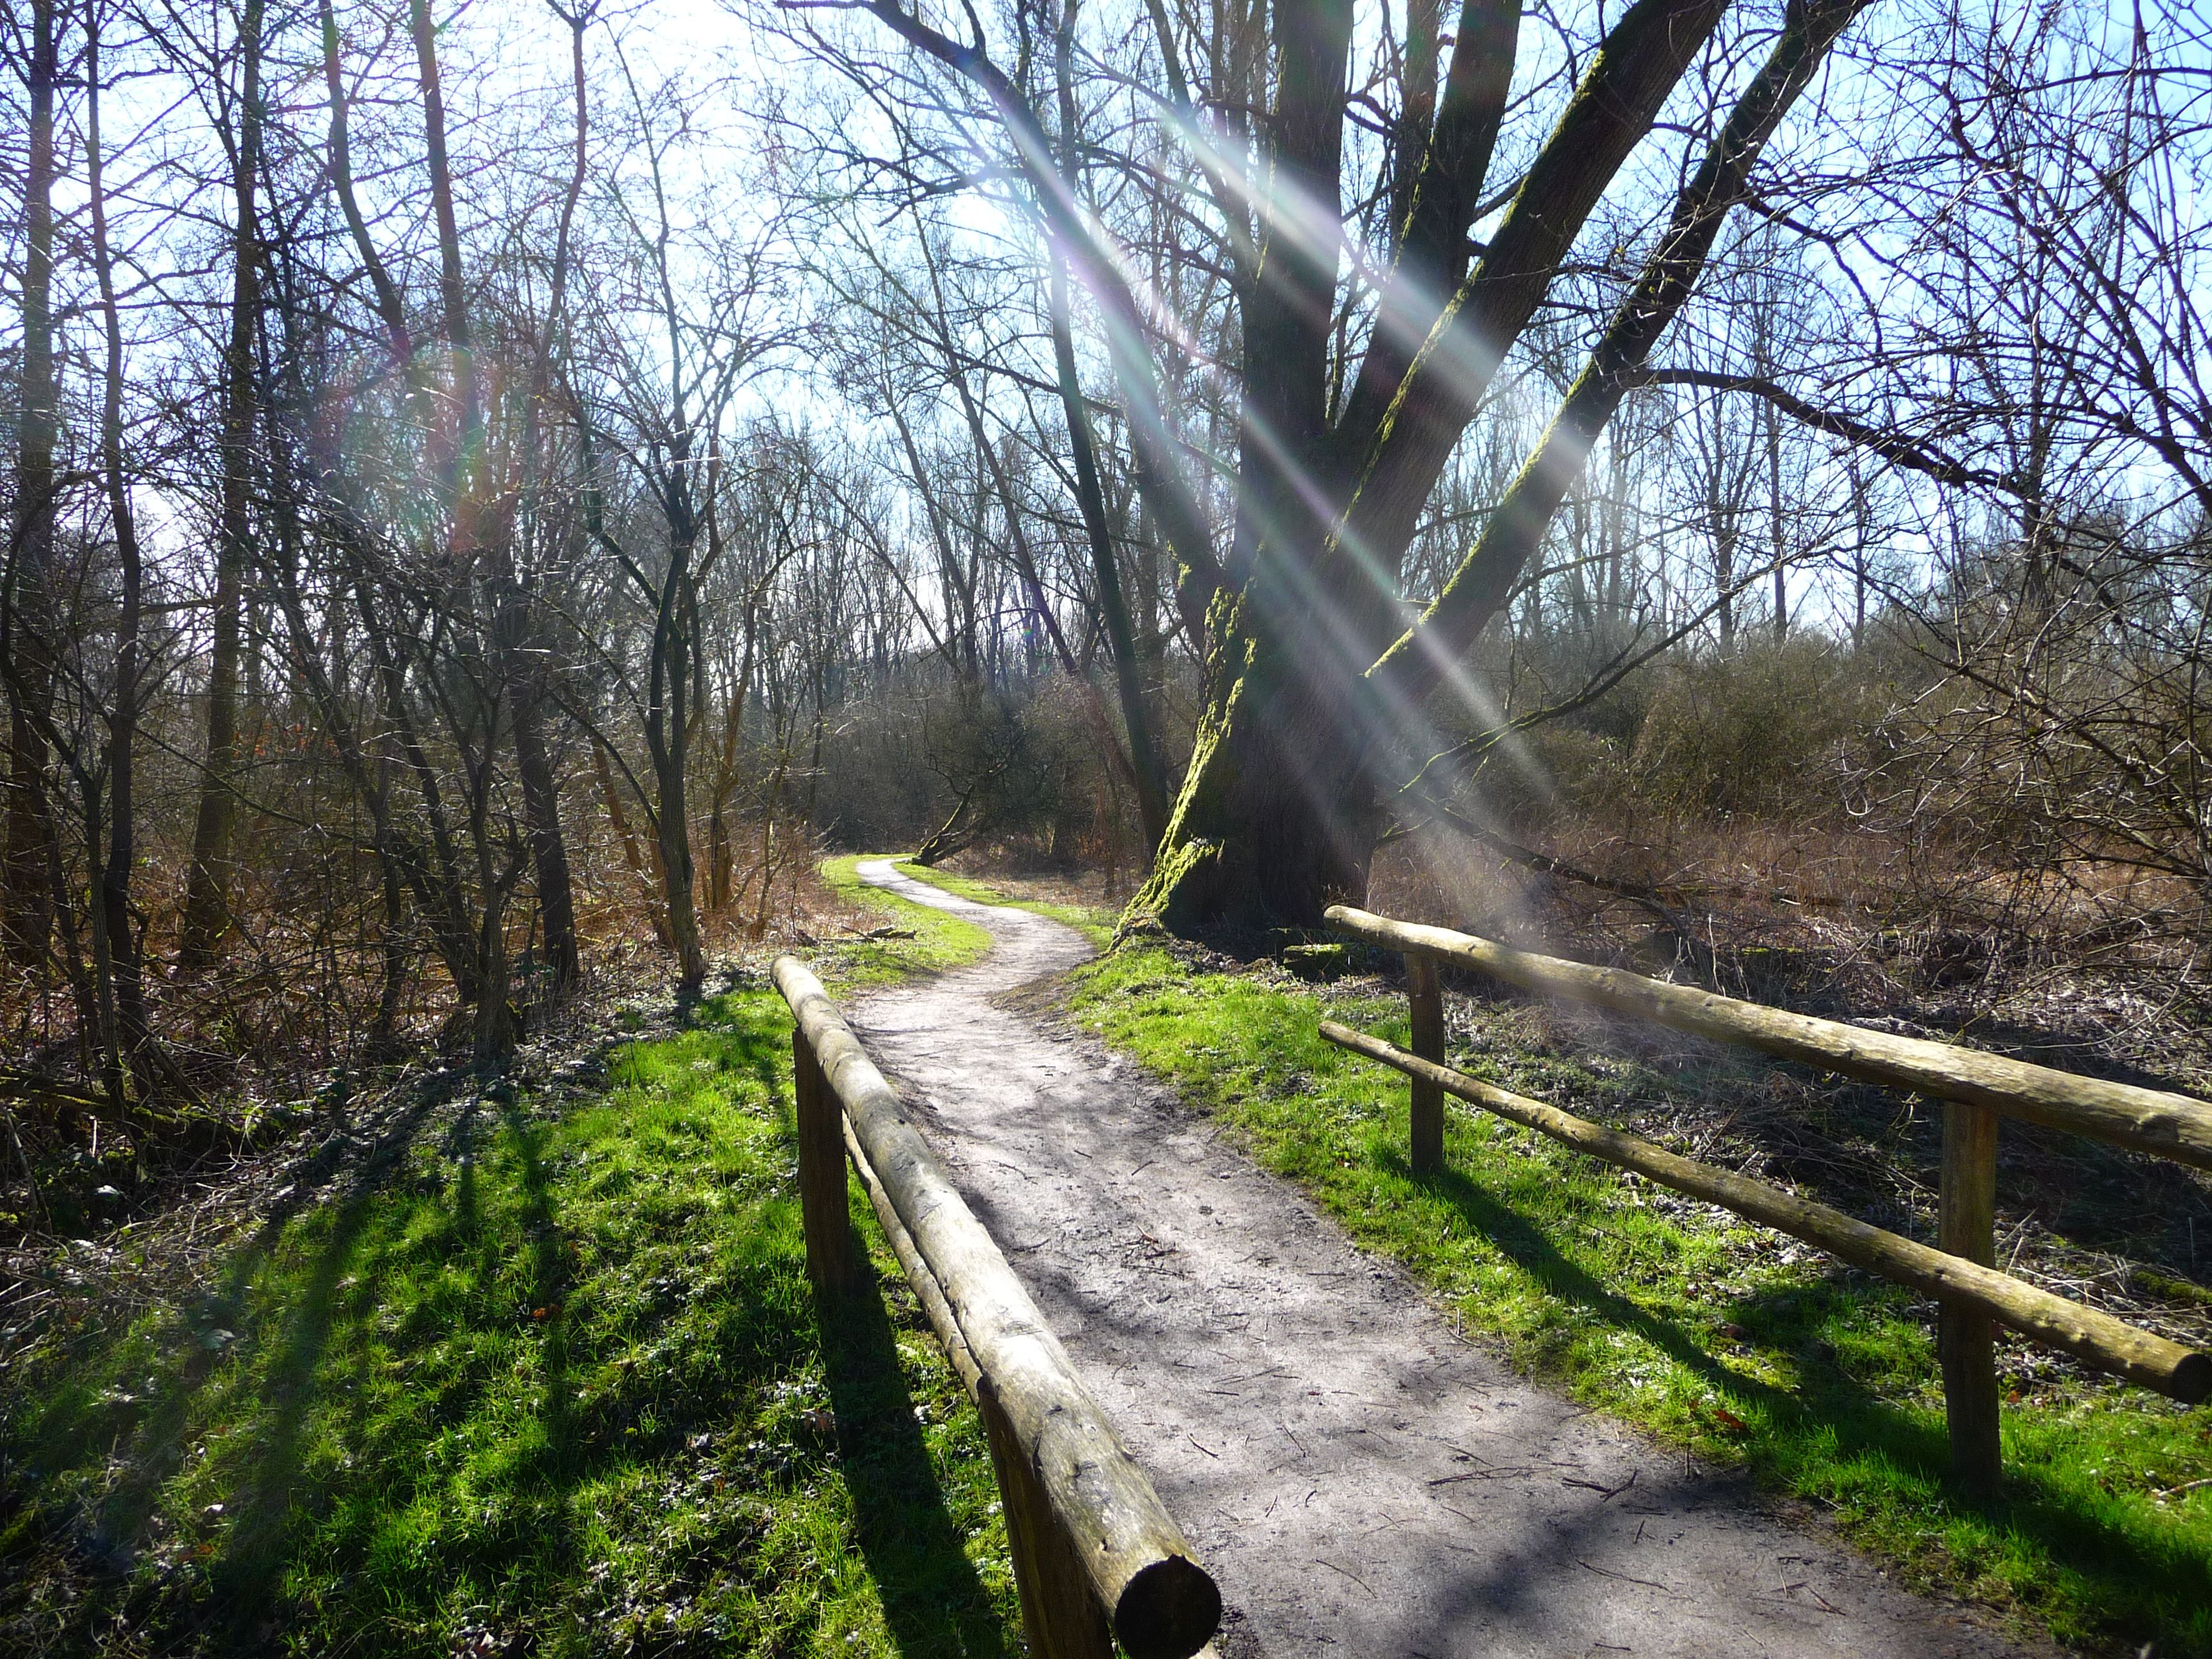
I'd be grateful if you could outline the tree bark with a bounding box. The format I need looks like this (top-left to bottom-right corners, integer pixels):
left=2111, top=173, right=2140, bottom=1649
left=5, top=0, right=62, bottom=968
left=87, top=1, right=154, bottom=1071
left=1138, top=0, right=1868, bottom=933
left=181, top=0, right=265, bottom=966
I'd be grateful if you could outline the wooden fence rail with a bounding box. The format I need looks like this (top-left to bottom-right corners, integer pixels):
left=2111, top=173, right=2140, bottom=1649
left=1320, top=906, right=2212, bottom=1496
left=774, top=956, right=1221, bottom=1659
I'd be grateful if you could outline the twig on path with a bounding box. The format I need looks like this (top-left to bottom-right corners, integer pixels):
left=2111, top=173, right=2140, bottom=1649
left=1575, top=1559, right=1676, bottom=1596
left=1563, top=1469, right=1639, bottom=1502
left=1188, top=1432, right=1221, bottom=1459
left=1220, top=1365, right=1290, bottom=1384
left=1313, top=1558, right=1376, bottom=1597
left=1777, top=1582, right=1845, bottom=1614
left=1431, top=1465, right=1537, bottom=1484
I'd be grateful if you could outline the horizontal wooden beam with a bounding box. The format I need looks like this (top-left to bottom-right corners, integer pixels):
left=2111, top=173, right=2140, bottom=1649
left=1320, top=1019, right=2211, bottom=1404
left=1326, top=905, right=2212, bottom=1172
left=842, top=1112, right=982, bottom=1399
left=774, top=956, right=1222, bottom=1659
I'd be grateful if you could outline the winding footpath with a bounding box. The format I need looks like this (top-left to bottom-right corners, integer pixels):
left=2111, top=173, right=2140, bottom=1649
left=849, top=860, right=2057, bottom=1659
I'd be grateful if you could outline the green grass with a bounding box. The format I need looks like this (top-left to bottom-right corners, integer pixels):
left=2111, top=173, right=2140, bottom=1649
left=1062, top=943, right=2212, bottom=1658
left=887, top=862, right=1117, bottom=949
left=817, top=854, right=996, bottom=981
left=0, top=945, right=1020, bottom=1655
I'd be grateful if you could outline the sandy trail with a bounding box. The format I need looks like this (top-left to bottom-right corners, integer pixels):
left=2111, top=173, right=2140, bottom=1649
left=849, top=860, right=2053, bottom=1659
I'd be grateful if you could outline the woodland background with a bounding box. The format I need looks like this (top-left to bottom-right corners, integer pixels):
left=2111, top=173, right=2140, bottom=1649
left=1, top=0, right=2209, bottom=1232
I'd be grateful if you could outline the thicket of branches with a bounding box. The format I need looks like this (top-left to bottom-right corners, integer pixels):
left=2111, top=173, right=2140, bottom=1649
left=4, top=0, right=2211, bottom=1222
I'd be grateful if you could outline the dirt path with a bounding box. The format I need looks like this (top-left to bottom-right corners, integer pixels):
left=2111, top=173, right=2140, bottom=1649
left=849, top=861, right=2056, bottom=1659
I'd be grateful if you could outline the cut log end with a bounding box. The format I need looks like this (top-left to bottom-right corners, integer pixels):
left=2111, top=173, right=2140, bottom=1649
left=2172, top=1350, right=2212, bottom=1407
left=1113, top=1554, right=1223, bottom=1659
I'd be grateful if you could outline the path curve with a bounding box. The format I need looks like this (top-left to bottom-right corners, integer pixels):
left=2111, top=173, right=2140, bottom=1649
left=849, top=860, right=2056, bottom=1659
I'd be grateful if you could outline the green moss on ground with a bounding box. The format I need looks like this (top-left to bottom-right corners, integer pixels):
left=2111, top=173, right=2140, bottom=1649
left=1062, top=942, right=2212, bottom=1658
left=0, top=933, right=1019, bottom=1656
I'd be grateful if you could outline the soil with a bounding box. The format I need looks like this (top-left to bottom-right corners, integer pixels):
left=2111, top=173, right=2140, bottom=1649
left=849, top=860, right=2062, bottom=1659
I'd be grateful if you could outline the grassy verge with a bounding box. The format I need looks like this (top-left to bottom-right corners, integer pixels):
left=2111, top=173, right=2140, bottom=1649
left=817, top=854, right=995, bottom=981
left=0, top=930, right=1020, bottom=1655
left=886, top=862, right=1117, bottom=949
left=1061, top=943, right=2212, bottom=1658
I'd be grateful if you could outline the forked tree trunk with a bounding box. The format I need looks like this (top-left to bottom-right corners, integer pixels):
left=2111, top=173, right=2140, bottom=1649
left=1130, top=0, right=1868, bottom=936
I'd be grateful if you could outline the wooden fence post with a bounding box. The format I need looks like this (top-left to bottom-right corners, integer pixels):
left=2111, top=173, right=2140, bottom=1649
left=1939, top=1099, right=2002, bottom=1496
left=1407, top=954, right=1445, bottom=1175
left=979, top=1381, right=1116, bottom=1659
left=793, top=1029, right=858, bottom=1296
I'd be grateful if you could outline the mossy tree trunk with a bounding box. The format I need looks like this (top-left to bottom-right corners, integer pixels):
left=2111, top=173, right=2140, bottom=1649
left=859, top=0, right=1870, bottom=940
left=1126, top=0, right=1869, bottom=936
left=1131, top=597, right=1384, bottom=936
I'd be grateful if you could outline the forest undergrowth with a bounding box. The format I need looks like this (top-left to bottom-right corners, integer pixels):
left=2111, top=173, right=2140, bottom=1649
left=0, top=862, right=1020, bottom=1658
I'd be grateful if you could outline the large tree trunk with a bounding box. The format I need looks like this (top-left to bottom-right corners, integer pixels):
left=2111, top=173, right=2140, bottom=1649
left=180, top=0, right=264, bottom=966
left=4, top=0, right=61, bottom=968
left=1130, top=619, right=1382, bottom=934
left=1130, top=0, right=1866, bottom=935
left=1130, top=0, right=1365, bottom=936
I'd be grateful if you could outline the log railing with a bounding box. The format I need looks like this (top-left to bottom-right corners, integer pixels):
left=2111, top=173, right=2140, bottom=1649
left=774, top=956, right=1221, bottom=1659
left=1320, top=905, right=2212, bottom=1496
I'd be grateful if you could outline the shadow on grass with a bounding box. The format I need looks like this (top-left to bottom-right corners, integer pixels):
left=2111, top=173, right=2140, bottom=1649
left=3, top=997, right=1030, bottom=1658
left=45, top=1086, right=455, bottom=1569
left=818, top=1250, right=1014, bottom=1659
left=1411, top=1150, right=2212, bottom=1644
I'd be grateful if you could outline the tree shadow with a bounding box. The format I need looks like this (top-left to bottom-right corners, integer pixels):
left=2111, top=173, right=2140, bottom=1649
left=205, top=1187, right=376, bottom=1637
left=34, top=1084, right=456, bottom=1585
left=817, top=1256, right=1014, bottom=1659
left=4, top=1002, right=1018, bottom=1656
left=1412, top=1151, right=2212, bottom=1625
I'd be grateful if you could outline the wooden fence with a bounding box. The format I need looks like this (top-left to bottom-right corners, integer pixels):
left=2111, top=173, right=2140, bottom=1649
left=1320, top=905, right=2212, bottom=1495
left=774, top=956, right=1221, bottom=1659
